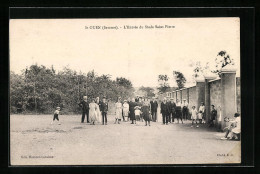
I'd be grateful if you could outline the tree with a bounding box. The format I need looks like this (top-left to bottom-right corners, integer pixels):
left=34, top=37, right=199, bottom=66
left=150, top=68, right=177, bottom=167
left=139, top=86, right=155, bottom=98
left=192, top=61, right=210, bottom=79
left=192, top=51, right=235, bottom=79
left=10, top=65, right=135, bottom=114
left=157, top=74, right=170, bottom=93
left=212, top=50, right=234, bottom=77
left=116, top=77, right=133, bottom=89
left=173, top=71, right=186, bottom=89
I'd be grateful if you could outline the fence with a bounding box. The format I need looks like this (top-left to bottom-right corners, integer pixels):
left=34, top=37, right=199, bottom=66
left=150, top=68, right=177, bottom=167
left=161, top=68, right=240, bottom=129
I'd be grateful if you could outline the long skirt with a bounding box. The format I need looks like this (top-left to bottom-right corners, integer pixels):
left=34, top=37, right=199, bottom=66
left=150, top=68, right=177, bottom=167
left=123, top=108, right=129, bottom=117
left=89, top=110, right=97, bottom=123
left=96, top=107, right=102, bottom=123
left=129, top=110, right=135, bottom=120
left=115, top=109, right=122, bottom=119
left=142, top=106, right=151, bottom=121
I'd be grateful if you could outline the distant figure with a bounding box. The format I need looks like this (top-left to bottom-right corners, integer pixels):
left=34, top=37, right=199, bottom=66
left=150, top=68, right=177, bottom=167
left=175, top=99, right=183, bottom=124
left=96, top=97, right=102, bottom=123
left=89, top=98, right=98, bottom=125
left=138, top=98, right=144, bottom=121
left=150, top=97, right=158, bottom=122
left=191, top=106, right=199, bottom=128
left=182, top=99, right=189, bottom=120
left=51, top=107, right=61, bottom=125
left=161, top=97, right=169, bottom=125
left=115, top=98, right=122, bottom=124
left=78, top=96, right=90, bottom=123
left=198, top=102, right=205, bottom=124
left=209, top=105, right=217, bottom=127
left=166, top=97, right=172, bottom=123
left=142, top=98, right=151, bottom=126
left=169, top=98, right=176, bottom=123
left=129, top=98, right=137, bottom=124
left=100, top=97, right=108, bottom=125
left=123, top=100, right=130, bottom=121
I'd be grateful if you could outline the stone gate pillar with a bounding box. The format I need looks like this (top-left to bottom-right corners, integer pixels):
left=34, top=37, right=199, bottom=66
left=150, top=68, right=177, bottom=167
left=195, top=78, right=205, bottom=110
left=220, top=66, right=237, bottom=129
left=204, top=74, right=217, bottom=123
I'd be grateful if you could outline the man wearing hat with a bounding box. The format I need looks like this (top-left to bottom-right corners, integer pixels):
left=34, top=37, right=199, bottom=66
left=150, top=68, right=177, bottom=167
left=100, top=96, right=109, bottom=125
left=150, top=97, right=158, bottom=122
left=78, top=96, right=90, bottom=123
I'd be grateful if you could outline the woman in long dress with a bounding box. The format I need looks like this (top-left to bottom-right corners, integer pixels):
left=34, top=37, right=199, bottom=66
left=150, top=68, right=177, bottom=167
left=96, top=97, right=102, bottom=123
left=123, top=100, right=129, bottom=121
left=141, top=98, right=151, bottom=126
left=89, top=98, right=98, bottom=125
left=115, top=98, right=122, bottom=124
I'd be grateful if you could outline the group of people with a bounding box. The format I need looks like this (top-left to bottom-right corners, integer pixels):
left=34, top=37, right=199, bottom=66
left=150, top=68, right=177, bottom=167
left=115, top=97, right=158, bottom=126
left=78, top=96, right=109, bottom=125
left=76, top=95, right=156, bottom=126
left=51, top=95, right=240, bottom=140
left=160, top=97, right=191, bottom=125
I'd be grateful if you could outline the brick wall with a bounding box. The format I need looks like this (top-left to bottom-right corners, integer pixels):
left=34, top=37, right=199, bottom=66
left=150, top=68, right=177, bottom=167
left=176, top=90, right=181, bottom=102
left=181, top=89, right=188, bottom=102
left=188, top=86, right=196, bottom=111
left=209, top=79, right=222, bottom=121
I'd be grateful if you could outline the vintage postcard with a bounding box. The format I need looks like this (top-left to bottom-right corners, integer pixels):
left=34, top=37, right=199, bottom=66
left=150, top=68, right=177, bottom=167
left=10, top=18, right=241, bottom=165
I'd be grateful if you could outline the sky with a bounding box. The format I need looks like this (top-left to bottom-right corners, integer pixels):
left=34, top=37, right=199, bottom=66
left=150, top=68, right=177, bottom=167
left=10, top=18, right=240, bottom=87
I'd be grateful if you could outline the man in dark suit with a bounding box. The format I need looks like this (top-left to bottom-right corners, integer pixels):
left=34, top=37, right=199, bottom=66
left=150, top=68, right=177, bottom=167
left=150, top=97, right=158, bottom=122
left=161, top=97, right=169, bottom=125
left=170, top=98, right=176, bottom=123
left=100, top=97, right=108, bottom=125
left=78, top=96, right=90, bottom=123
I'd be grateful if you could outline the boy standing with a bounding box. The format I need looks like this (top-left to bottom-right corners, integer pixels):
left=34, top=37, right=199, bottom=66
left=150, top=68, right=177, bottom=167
left=209, top=105, right=217, bottom=127
left=51, top=107, right=61, bottom=125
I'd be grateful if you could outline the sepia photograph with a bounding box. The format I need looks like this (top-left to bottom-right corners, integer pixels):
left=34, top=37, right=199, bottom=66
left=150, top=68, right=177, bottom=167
left=9, top=17, right=241, bottom=165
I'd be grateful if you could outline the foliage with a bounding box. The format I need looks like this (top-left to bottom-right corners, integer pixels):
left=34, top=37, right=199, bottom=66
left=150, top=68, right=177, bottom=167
left=192, top=61, right=210, bottom=79
left=157, top=74, right=170, bottom=93
left=139, top=86, right=155, bottom=98
left=192, top=51, right=235, bottom=79
left=212, top=51, right=234, bottom=77
left=173, top=71, right=186, bottom=89
left=10, top=65, right=134, bottom=114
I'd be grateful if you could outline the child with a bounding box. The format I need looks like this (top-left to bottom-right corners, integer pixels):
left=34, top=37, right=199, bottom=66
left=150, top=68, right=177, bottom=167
left=51, top=107, right=61, bottom=125
left=221, top=113, right=241, bottom=140
left=191, top=106, right=199, bottom=128
left=198, top=102, right=205, bottom=124
left=134, top=106, right=141, bottom=123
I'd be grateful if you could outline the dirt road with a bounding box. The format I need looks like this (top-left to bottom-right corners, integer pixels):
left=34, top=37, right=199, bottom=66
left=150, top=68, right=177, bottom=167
left=10, top=115, right=240, bottom=165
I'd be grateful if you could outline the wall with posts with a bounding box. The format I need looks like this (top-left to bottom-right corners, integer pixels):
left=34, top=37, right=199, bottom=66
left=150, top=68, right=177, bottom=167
left=162, top=72, right=240, bottom=130
left=188, top=86, right=196, bottom=111
left=209, top=79, right=222, bottom=122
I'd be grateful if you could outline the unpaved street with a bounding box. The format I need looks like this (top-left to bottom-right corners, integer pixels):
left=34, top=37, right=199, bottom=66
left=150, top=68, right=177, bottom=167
left=10, top=115, right=240, bottom=165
